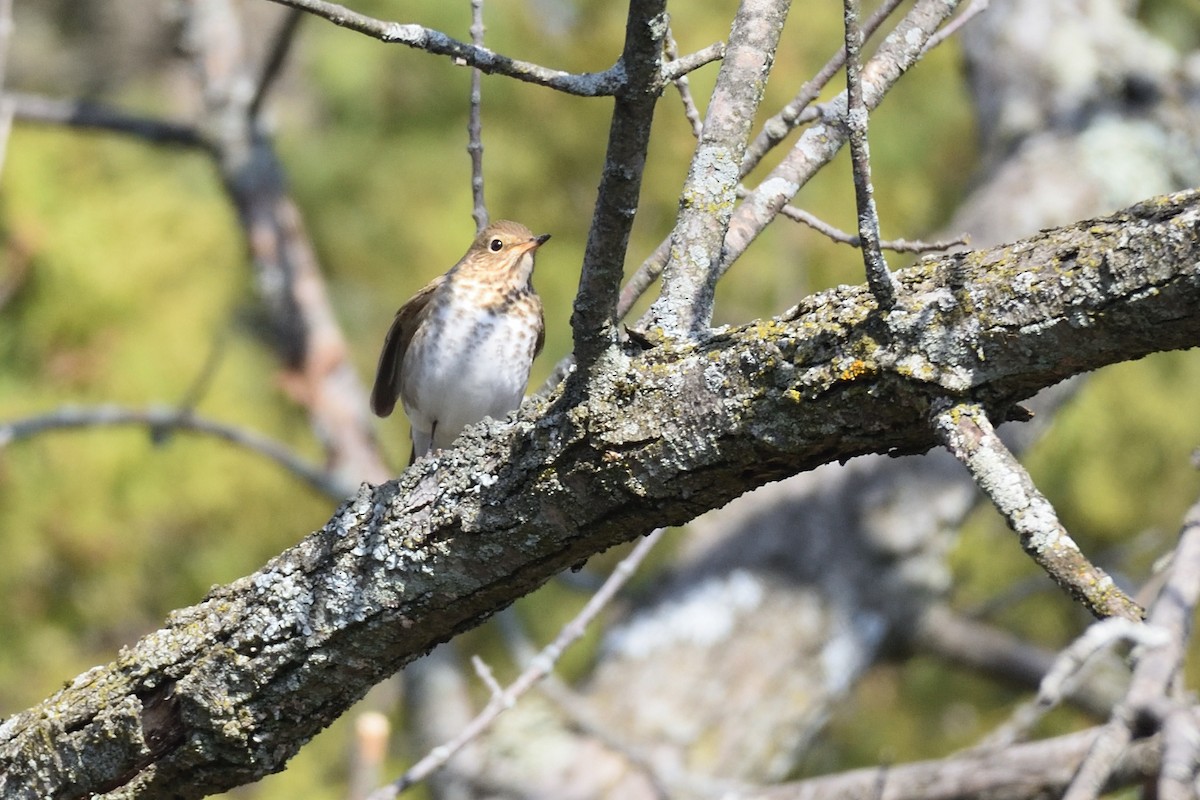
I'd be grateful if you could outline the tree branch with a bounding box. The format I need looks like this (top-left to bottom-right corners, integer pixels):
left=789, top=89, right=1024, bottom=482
left=931, top=400, right=1142, bottom=620
left=468, top=0, right=488, bottom=232
left=843, top=0, right=899, bottom=308
left=742, top=0, right=905, bottom=172
left=646, top=0, right=792, bottom=337
left=262, top=0, right=625, bottom=96
left=182, top=0, right=391, bottom=487
left=2, top=189, right=1199, bottom=798
left=1065, top=494, right=1200, bottom=799
left=0, top=404, right=344, bottom=498
left=744, top=726, right=1160, bottom=800
left=609, top=0, right=958, bottom=331
left=9, top=92, right=208, bottom=149
left=568, top=0, right=668, bottom=368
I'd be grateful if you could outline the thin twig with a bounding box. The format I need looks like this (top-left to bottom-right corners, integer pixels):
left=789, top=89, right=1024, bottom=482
left=666, top=28, right=704, bottom=138
left=0, top=404, right=346, bottom=497
left=775, top=194, right=967, bottom=253
left=931, top=400, right=1143, bottom=621
left=470, top=655, right=505, bottom=699
left=842, top=0, right=898, bottom=308
left=368, top=529, right=667, bottom=799
left=262, top=0, right=712, bottom=97
left=250, top=8, right=305, bottom=120
left=662, top=42, right=725, bottom=83
left=468, top=0, right=488, bottom=232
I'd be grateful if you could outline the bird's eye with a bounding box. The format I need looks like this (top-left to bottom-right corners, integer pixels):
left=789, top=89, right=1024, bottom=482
left=489, top=238, right=503, bottom=252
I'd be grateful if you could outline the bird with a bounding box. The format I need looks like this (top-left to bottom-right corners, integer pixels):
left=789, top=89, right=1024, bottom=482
left=371, top=220, right=551, bottom=464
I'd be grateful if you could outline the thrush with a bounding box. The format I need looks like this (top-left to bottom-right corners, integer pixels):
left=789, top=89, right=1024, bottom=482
left=371, top=220, right=550, bottom=463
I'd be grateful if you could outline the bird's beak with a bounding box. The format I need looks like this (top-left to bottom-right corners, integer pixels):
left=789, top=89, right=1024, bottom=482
left=515, top=233, right=550, bottom=257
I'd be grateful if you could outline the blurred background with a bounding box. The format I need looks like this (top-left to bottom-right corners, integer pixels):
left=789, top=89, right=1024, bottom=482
left=3, top=0, right=1200, bottom=797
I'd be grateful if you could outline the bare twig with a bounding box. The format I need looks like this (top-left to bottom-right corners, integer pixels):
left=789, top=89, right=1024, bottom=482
left=263, top=0, right=720, bottom=97
left=468, top=0, right=488, bottom=232
left=842, top=0, right=898, bottom=308
left=470, top=655, right=505, bottom=699
left=931, top=400, right=1143, bottom=621
left=9, top=92, right=208, bottom=149
left=0, top=404, right=345, bottom=497
left=250, top=7, right=305, bottom=120
left=183, top=0, right=390, bottom=486
left=590, top=0, right=960, bottom=340
left=666, top=29, right=704, bottom=138
left=662, top=42, right=726, bottom=83
left=558, top=4, right=948, bottom=379
left=647, top=0, right=793, bottom=338
left=368, top=529, right=667, bottom=799
left=777, top=196, right=967, bottom=253
left=1065, top=498, right=1200, bottom=800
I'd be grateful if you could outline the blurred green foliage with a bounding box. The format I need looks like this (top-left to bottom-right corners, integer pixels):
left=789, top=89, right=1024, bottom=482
left=2, top=0, right=1199, bottom=797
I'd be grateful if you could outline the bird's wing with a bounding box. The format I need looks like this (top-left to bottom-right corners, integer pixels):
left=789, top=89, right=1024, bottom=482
left=534, top=301, right=545, bottom=359
left=370, top=275, right=445, bottom=417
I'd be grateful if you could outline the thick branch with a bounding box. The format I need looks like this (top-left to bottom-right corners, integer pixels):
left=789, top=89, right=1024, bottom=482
left=647, top=0, right=792, bottom=337
left=2, top=190, right=1199, bottom=798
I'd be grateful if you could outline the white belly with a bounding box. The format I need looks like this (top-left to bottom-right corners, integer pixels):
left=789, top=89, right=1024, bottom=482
left=400, top=301, right=539, bottom=455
